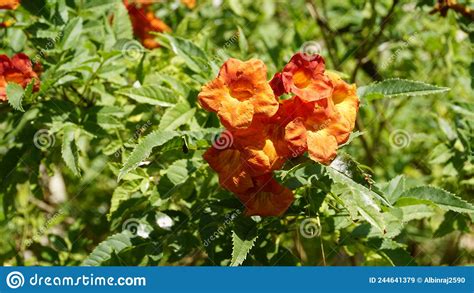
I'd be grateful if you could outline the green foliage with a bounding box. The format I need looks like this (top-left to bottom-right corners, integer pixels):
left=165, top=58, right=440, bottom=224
left=358, top=78, right=450, bottom=100
left=0, top=0, right=472, bottom=267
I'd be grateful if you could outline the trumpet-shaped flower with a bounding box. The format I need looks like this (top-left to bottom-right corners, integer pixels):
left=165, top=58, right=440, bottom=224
left=198, top=58, right=279, bottom=130
left=236, top=174, right=294, bottom=217
left=200, top=54, right=359, bottom=217
left=270, top=53, right=333, bottom=102
left=0, top=54, right=40, bottom=102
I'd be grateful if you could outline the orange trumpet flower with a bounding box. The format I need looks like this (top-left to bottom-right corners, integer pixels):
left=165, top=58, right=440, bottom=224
left=0, top=54, right=40, bottom=102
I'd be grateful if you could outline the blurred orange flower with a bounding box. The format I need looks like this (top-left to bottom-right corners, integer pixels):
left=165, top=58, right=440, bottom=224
left=0, top=53, right=40, bottom=102
left=198, top=58, right=278, bottom=130
left=181, top=0, right=196, bottom=9
left=124, top=0, right=171, bottom=49
left=0, top=0, right=19, bottom=10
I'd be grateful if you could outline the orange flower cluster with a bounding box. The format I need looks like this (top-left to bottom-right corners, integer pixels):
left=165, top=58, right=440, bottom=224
left=0, top=0, right=19, bottom=10
left=123, top=0, right=171, bottom=49
left=198, top=53, right=359, bottom=216
left=0, top=53, right=40, bottom=102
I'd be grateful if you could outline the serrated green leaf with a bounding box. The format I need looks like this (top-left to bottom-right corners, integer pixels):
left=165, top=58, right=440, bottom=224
left=6, top=83, right=25, bottom=112
left=82, top=231, right=133, bottom=266
left=327, top=167, right=386, bottom=233
left=399, top=186, right=474, bottom=214
left=231, top=231, right=257, bottom=266
left=230, top=218, right=257, bottom=266
left=118, top=85, right=178, bottom=107
left=61, top=124, right=80, bottom=176
left=158, top=101, right=196, bottom=130
left=118, top=130, right=180, bottom=181
left=358, top=78, right=450, bottom=100
left=61, top=17, right=83, bottom=50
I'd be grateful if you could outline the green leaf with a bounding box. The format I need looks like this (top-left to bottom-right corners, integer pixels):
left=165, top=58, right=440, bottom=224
left=400, top=204, right=435, bottom=222
left=160, top=35, right=212, bottom=74
left=327, top=167, right=386, bottom=233
left=358, top=78, right=450, bottom=100
left=118, top=85, right=178, bottom=107
left=61, top=124, right=80, bottom=176
left=6, top=83, right=25, bottom=112
left=118, top=130, right=180, bottom=181
left=158, top=101, right=196, bottom=131
left=61, top=17, right=83, bottom=50
left=378, top=175, right=406, bottom=205
left=108, top=183, right=139, bottom=220
left=84, top=0, right=120, bottom=9
left=380, top=248, right=417, bottom=266
left=111, top=2, right=133, bottom=40
left=230, top=217, right=258, bottom=266
left=82, top=231, right=133, bottom=266
left=166, top=159, right=195, bottom=185
left=229, top=0, right=244, bottom=16
left=237, top=26, right=248, bottom=55
left=399, top=186, right=474, bottom=214
left=433, top=211, right=470, bottom=238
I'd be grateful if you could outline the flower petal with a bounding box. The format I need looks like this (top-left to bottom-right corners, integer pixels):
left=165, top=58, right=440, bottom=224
left=0, top=0, right=19, bottom=10
left=279, top=53, right=333, bottom=102
left=203, top=147, right=254, bottom=194
left=236, top=174, right=294, bottom=217
left=307, top=129, right=338, bottom=165
left=198, top=58, right=278, bottom=130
